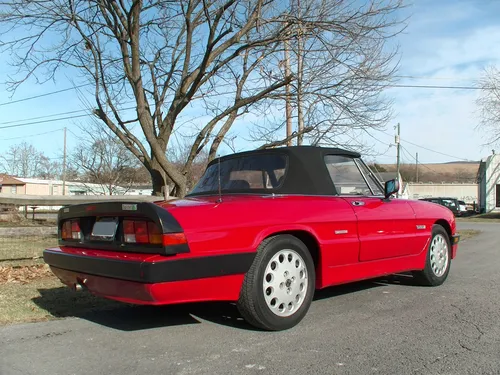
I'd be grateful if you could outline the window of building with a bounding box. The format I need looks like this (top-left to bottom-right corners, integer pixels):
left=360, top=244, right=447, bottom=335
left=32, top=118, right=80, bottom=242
left=10, top=186, right=17, bottom=194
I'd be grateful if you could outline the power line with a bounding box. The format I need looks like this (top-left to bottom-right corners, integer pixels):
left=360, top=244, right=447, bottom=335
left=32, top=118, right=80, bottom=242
left=0, top=84, right=92, bottom=107
left=400, top=146, right=442, bottom=175
left=0, top=113, right=92, bottom=130
left=0, top=128, right=64, bottom=141
left=377, top=130, right=471, bottom=161
left=0, top=76, right=268, bottom=109
left=0, top=109, right=90, bottom=126
left=394, top=75, right=478, bottom=82
left=387, top=84, right=483, bottom=90
left=0, top=81, right=490, bottom=128
left=0, top=104, right=142, bottom=130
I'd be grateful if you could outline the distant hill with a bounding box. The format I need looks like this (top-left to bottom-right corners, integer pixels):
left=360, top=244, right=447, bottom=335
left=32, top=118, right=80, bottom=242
left=442, top=161, right=480, bottom=165
left=373, top=162, right=479, bottom=183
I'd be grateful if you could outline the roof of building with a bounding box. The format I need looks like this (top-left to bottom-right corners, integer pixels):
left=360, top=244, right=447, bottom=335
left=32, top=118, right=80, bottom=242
left=0, top=174, right=25, bottom=185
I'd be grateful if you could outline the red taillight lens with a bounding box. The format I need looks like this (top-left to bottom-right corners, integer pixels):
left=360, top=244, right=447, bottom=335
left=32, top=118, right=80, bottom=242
left=123, top=220, right=165, bottom=245
left=71, top=221, right=81, bottom=239
left=134, top=221, right=148, bottom=243
left=123, top=220, right=136, bottom=243
left=61, top=220, right=80, bottom=240
left=162, top=233, right=187, bottom=246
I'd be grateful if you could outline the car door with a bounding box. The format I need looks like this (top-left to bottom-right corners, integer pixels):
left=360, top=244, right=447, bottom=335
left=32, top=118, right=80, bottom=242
left=343, top=196, right=417, bottom=261
left=324, top=154, right=417, bottom=262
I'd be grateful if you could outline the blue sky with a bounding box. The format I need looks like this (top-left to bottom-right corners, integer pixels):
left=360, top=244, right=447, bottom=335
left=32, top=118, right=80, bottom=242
left=1, top=0, right=500, bottom=167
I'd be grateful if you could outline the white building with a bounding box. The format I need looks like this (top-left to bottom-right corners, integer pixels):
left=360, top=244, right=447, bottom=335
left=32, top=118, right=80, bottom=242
left=477, top=153, right=500, bottom=213
left=405, top=183, right=478, bottom=204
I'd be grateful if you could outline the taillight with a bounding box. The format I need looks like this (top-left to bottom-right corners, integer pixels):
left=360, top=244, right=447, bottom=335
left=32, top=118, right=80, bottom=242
left=147, top=222, right=162, bottom=244
left=61, top=220, right=81, bottom=240
left=163, top=232, right=187, bottom=246
left=123, top=219, right=185, bottom=246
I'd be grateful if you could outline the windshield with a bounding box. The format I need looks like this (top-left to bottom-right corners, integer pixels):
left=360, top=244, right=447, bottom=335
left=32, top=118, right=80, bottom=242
left=188, top=153, right=287, bottom=195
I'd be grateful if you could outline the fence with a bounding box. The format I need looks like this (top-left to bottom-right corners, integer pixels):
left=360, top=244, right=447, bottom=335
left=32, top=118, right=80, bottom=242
left=0, top=226, right=57, bottom=266
left=0, top=194, right=170, bottom=267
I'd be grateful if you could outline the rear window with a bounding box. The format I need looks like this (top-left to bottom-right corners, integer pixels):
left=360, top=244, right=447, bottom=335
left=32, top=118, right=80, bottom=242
left=189, top=154, right=287, bottom=195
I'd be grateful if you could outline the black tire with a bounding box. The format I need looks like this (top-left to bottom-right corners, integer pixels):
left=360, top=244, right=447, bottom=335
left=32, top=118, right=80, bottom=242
left=237, top=234, right=316, bottom=331
left=412, top=224, right=452, bottom=286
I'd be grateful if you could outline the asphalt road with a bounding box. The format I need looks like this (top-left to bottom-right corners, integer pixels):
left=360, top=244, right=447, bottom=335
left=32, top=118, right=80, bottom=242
left=1, top=222, right=499, bottom=375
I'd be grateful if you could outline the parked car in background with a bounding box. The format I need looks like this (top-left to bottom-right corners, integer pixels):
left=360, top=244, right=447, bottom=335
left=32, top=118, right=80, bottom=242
left=419, top=197, right=461, bottom=216
left=457, top=200, right=468, bottom=215
left=43, top=146, right=460, bottom=331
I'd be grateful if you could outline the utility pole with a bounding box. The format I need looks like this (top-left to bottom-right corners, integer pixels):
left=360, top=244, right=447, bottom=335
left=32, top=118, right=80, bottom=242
left=284, top=39, right=293, bottom=146
left=395, top=122, right=401, bottom=198
left=62, top=127, right=67, bottom=195
left=416, top=152, right=419, bottom=183
left=296, top=0, right=304, bottom=146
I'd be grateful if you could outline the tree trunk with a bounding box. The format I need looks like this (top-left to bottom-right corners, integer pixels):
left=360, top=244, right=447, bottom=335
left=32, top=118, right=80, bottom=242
left=149, top=156, right=168, bottom=197
left=149, top=156, right=187, bottom=198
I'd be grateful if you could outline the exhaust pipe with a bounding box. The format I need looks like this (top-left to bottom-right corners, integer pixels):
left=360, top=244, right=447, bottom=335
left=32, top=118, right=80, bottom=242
left=74, top=278, right=87, bottom=291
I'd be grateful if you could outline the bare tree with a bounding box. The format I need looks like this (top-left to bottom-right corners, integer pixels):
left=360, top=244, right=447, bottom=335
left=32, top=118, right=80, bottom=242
left=0, top=142, right=54, bottom=177
left=249, top=0, right=402, bottom=152
left=69, top=123, right=141, bottom=195
left=38, top=157, right=65, bottom=180
left=477, top=65, right=500, bottom=146
left=0, top=0, right=404, bottom=197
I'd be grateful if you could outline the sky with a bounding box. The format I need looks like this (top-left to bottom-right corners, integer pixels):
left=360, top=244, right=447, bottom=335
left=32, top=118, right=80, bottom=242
left=1, top=0, right=500, bottom=168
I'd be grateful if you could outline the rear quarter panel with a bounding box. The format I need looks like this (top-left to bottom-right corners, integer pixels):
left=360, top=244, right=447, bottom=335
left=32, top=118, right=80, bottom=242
left=159, top=195, right=360, bottom=286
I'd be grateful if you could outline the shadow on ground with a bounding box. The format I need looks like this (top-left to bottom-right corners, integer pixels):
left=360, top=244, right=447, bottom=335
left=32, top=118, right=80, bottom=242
left=32, top=273, right=421, bottom=332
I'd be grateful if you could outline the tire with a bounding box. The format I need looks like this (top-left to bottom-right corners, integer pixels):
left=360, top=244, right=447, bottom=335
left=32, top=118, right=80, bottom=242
left=237, top=234, right=316, bottom=331
left=412, top=224, right=452, bottom=286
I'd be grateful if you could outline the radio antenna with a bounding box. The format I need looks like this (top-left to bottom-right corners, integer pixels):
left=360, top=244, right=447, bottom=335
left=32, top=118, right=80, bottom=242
left=217, top=155, right=222, bottom=203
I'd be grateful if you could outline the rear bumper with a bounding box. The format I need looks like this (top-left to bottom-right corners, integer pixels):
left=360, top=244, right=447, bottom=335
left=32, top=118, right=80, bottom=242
left=50, top=266, right=246, bottom=305
left=44, top=248, right=255, bottom=304
left=43, top=248, right=255, bottom=284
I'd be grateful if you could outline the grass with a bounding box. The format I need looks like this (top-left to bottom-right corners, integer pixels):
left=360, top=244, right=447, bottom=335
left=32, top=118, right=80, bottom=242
left=0, top=236, right=58, bottom=264
left=0, top=272, right=122, bottom=325
left=0, top=220, right=56, bottom=228
left=457, top=229, right=481, bottom=241
left=457, top=212, right=500, bottom=223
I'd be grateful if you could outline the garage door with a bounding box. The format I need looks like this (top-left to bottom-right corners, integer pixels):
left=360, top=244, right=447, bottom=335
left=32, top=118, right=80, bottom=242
left=497, top=184, right=500, bottom=208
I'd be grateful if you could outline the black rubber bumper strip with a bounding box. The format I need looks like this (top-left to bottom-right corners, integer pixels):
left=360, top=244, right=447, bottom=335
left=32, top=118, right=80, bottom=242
left=43, top=249, right=256, bottom=283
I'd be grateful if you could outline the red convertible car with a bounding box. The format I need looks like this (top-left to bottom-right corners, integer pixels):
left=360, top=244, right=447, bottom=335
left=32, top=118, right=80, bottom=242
left=43, top=146, right=460, bottom=330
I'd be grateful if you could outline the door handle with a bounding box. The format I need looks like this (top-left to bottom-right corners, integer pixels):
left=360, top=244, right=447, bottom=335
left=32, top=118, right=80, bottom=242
left=351, top=201, right=365, bottom=206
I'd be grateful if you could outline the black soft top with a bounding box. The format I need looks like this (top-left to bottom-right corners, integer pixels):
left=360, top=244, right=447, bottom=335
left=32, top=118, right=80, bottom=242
left=188, top=145, right=363, bottom=196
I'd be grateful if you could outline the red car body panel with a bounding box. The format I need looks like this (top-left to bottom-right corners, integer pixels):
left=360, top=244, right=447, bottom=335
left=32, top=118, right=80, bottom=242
left=50, top=266, right=244, bottom=305
left=342, top=197, right=419, bottom=261
left=43, top=146, right=459, bottom=307
left=46, top=194, right=458, bottom=305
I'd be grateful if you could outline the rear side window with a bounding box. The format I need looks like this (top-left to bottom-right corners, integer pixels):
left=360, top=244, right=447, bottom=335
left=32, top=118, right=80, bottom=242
left=189, top=154, right=287, bottom=194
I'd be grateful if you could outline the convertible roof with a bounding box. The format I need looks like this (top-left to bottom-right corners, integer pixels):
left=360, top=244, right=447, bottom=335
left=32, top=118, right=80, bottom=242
left=195, top=146, right=363, bottom=196
left=210, top=145, right=360, bottom=164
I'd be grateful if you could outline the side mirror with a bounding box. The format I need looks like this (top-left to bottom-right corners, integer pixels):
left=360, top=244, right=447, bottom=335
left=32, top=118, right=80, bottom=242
left=384, top=179, right=400, bottom=199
